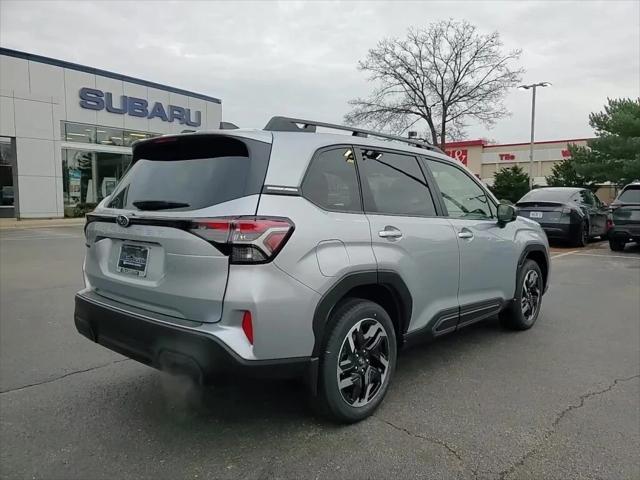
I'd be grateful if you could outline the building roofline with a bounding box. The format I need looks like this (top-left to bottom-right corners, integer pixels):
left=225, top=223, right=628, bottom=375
left=443, top=140, right=487, bottom=148
left=444, top=137, right=593, bottom=149
left=0, top=47, right=221, bottom=104
left=485, top=138, right=593, bottom=148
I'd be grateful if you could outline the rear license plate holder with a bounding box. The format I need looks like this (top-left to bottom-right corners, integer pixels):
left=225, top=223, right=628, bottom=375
left=117, top=244, right=149, bottom=277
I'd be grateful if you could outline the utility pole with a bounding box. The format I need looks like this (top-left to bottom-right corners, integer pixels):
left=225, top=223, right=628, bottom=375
left=518, top=82, right=551, bottom=189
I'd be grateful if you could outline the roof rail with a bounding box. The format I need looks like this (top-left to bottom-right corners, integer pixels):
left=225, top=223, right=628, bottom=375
left=263, top=116, right=442, bottom=152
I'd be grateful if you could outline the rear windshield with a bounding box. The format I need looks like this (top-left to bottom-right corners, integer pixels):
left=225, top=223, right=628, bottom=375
left=518, top=188, right=576, bottom=203
left=618, top=186, right=640, bottom=203
left=107, top=135, right=270, bottom=211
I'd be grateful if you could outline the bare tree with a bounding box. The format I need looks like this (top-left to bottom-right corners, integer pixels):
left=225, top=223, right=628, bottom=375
left=345, top=20, right=524, bottom=148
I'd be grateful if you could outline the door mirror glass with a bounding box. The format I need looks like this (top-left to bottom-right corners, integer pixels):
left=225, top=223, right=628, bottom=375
left=497, top=203, right=517, bottom=224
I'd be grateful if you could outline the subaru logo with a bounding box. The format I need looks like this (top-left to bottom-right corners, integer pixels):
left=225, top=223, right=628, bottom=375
left=116, top=215, right=130, bottom=227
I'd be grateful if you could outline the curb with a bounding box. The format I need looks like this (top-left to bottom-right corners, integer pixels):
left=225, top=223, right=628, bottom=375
left=0, top=220, right=86, bottom=230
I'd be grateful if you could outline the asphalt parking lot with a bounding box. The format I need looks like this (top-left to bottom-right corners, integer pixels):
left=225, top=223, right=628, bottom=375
left=1, top=226, right=638, bottom=480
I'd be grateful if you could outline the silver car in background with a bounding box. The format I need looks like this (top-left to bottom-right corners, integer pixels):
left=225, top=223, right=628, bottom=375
left=75, top=116, right=550, bottom=423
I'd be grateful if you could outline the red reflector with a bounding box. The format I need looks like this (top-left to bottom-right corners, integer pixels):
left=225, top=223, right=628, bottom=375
left=242, top=311, right=253, bottom=345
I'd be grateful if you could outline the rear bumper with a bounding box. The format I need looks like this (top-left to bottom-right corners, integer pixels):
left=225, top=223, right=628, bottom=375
left=537, top=222, right=575, bottom=239
left=609, top=226, right=640, bottom=242
left=74, top=292, right=317, bottom=385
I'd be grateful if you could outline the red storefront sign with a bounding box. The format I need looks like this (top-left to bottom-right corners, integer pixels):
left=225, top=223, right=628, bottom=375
left=445, top=148, right=468, bottom=165
left=499, top=153, right=515, bottom=161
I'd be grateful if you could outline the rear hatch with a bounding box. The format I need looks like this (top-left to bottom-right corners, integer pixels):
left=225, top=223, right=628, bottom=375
left=612, top=185, right=640, bottom=231
left=84, top=133, right=271, bottom=323
left=516, top=201, right=570, bottom=223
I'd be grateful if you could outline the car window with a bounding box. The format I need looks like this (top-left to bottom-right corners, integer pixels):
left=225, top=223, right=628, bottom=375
left=108, top=135, right=269, bottom=211
left=591, top=192, right=603, bottom=207
left=426, top=159, right=494, bottom=219
left=357, top=149, right=436, bottom=216
left=579, top=190, right=594, bottom=206
left=618, top=186, right=640, bottom=203
left=302, top=147, right=361, bottom=212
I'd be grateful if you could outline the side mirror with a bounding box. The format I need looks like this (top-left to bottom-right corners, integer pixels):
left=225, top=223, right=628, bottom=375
left=497, top=203, right=517, bottom=224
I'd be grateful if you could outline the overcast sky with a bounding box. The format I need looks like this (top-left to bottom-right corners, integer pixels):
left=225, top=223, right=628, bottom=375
left=1, top=0, right=638, bottom=143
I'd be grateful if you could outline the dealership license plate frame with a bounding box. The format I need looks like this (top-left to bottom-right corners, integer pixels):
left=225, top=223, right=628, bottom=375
left=117, top=243, right=149, bottom=277
left=529, top=211, right=543, bottom=219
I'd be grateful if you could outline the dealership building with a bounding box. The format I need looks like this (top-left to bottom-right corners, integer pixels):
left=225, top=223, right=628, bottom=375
left=0, top=48, right=222, bottom=218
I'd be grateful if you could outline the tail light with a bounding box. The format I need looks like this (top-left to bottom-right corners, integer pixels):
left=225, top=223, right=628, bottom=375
left=607, top=218, right=614, bottom=229
left=190, top=216, right=294, bottom=264
left=561, top=206, right=572, bottom=216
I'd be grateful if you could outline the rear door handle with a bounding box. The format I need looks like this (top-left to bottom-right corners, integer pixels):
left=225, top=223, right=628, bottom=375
left=458, top=230, right=474, bottom=239
left=379, top=227, right=403, bottom=239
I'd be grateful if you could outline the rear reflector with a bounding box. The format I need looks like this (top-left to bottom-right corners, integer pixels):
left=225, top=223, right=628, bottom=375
left=242, top=311, right=254, bottom=344
left=190, top=216, right=294, bottom=264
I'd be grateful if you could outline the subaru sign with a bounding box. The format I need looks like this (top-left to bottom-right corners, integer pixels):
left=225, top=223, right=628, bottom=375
left=79, top=87, right=201, bottom=127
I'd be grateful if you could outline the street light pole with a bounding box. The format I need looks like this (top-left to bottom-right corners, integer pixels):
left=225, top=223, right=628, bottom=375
left=519, top=82, right=551, bottom=189
left=528, top=85, right=536, bottom=189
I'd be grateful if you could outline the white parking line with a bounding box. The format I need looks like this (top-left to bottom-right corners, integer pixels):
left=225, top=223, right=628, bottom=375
left=551, top=251, right=578, bottom=259
left=0, top=234, right=82, bottom=241
left=573, top=252, right=640, bottom=260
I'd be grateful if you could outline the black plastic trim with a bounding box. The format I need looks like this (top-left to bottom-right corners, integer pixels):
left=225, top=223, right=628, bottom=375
left=310, top=270, right=412, bottom=356
left=517, top=244, right=550, bottom=294
left=74, top=292, right=315, bottom=383
left=403, top=306, right=459, bottom=346
left=458, top=298, right=502, bottom=328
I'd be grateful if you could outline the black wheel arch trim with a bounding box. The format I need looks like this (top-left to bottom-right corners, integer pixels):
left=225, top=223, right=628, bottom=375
left=311, top=269, right=413, bottom=357
left=517, top=244, right=550, bottom=294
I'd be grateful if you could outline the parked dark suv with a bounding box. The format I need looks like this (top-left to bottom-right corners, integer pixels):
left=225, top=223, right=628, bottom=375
left=609, top=182, right=640, bottom=251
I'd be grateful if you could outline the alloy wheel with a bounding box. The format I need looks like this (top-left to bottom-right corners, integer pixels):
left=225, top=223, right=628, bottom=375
left=521, top=269, right=542, bottom=323
left=336, top=318, right=390, bottom=407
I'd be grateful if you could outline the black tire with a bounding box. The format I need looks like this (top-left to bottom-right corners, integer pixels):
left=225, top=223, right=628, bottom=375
left=314, top=298, right=397, bottom=423
left=500, top=259, right=543, bottom=331
left=572, top=220, right=589, bottom=247
left=609, top=239, right=626, bottom=252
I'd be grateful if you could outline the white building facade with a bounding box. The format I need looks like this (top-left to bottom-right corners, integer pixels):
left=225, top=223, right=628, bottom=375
left=0, top=48, right=222, bottom=218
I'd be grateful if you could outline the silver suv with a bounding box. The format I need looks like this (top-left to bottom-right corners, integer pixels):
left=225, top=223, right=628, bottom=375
left=75, top=117, right=550, bottom=423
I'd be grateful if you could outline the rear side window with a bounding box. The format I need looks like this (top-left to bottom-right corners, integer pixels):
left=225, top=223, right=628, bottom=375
left=619, top=186, right=640, bottom=203
left=107, top=135, right=270, bottom=211
left=302, top=147, right=361, bottom=212
left=357, top=149, right=436, bottom=216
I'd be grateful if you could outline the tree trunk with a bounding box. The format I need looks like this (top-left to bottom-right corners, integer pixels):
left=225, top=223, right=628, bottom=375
left=439, top=110, right=447, bottom=150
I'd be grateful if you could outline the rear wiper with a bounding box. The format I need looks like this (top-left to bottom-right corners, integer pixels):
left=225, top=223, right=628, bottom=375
left=132, top=200, right=190, bottom=211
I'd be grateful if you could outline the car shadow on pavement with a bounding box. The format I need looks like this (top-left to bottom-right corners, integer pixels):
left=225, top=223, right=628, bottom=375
left=108, top=317, right=509, bottom=430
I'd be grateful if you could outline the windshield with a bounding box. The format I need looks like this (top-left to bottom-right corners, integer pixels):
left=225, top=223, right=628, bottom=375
left=107, top=135, right=270, bottom=211
left=618, top=186, right=640, bottom=203
left=518, top=188, right=577, bottom=203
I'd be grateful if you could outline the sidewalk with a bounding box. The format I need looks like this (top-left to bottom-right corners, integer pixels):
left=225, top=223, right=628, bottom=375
left=0, top=217, right=86, bottom=230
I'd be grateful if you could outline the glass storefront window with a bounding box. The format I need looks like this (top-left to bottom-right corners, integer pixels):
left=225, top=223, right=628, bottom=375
left=123, top=130, right=154, bottom=146
left=96, top=127, right=124, bottom=146
left=62, top=148, right=132, bottom=217
left=63, top=122, right=157, bottom=146
left=64, top=122, right=96, bottom=143
left=0, top=137, right=16, bottom=216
